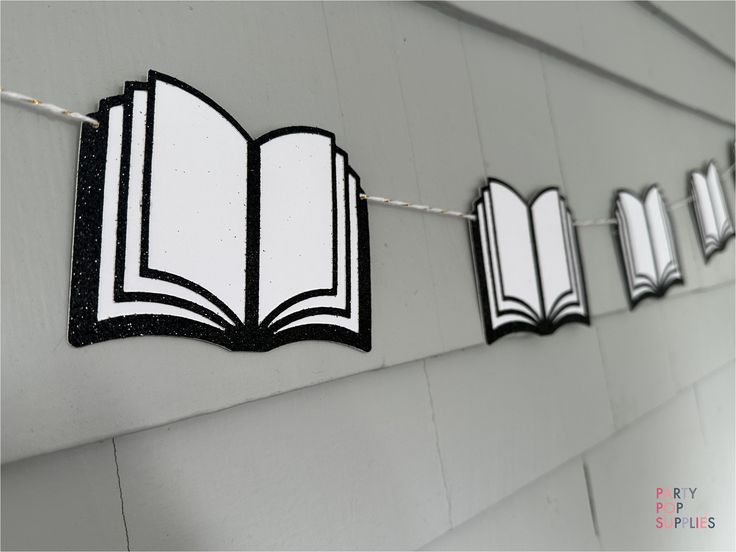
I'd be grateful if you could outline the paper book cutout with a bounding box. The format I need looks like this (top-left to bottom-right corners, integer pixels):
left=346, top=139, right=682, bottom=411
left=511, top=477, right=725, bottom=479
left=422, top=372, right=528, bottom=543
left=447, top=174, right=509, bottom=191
left=689, top=161, right=734, bottom=261
left=69, top=71, right=371, bottom=352
left=613, top=185, right=683, bottom=308
left=469, top=179, right=590, bottom=345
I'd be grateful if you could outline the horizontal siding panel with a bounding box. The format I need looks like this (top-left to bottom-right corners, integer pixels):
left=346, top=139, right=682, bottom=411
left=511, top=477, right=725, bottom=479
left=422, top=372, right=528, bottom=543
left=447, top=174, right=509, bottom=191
left=659, top=282, right=735, bottom=389
left=585, top=388, right=734, bottom=550
left=1, top=440, right=126, bottom=550
left=651, top=0, right=735, bottom=61
left=423, top=324, right=614, bottom=527
left=594, top=301, right=677, bottom=429
left=114, top=360, right=450, bottom=550
left=445, top=0, right=735, bottom=123
left=422, top=458, right=600, bottom=551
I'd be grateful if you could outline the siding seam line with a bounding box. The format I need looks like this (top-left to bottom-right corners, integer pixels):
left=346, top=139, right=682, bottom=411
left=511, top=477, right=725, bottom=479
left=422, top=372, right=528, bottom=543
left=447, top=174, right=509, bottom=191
left=581, top=456, right=603, bottom=547
left=457, top=21, right=490, bottom=184
left=319, top=1, right=348, bottom=140
left=387, top=1, right=448, bottom=352
left=422, top=361, right=455, bottom=530
left=112, top=438, right=131, bottom=551
left=539, top=52, right=570, bottom=198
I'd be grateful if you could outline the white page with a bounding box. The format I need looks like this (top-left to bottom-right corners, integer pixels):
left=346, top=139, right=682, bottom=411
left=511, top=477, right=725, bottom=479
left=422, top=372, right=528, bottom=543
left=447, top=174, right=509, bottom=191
left=488, top=181, right=541, bottom=319
left=258, top=132, right=335, bottom=323
left=270, top=149, right=348, bottom=325
left=476, top=201, right=535, bottom=328
left=548, top=202, right=586, bottom=322
left=706, top=162, right=734, bottom=238
left=560, top=206, right=587, bottom=317
left=616, top=207, right=652, bottom=301
left=691, top=171, right=718, bottom=251
left=121, top=90, right=235, bottom=324
left=146, top=78, right=248, bottom=321
left=531, top=189, right=572, bottom=318
left=96, top=104, right=222, bottom=329
left=280, top=170, right=360, bottom=333
left=617, top=193, right=657, bottom=291
left=644, top=188, right=678, bottom=282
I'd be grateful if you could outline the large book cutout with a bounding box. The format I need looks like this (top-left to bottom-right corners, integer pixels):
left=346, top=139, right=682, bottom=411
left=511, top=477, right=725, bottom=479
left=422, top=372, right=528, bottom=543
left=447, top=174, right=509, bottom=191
left=689, top=161, right=734, bottom=261
left=613, top=185, right=683, bottom=308
left=69, top=71, right=371, bottom=351
left=470, top=179, right=590, bottom=345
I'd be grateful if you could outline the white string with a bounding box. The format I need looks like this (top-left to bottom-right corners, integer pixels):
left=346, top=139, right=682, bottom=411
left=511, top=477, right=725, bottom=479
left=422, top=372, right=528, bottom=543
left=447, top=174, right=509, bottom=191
left=359, top=194, right=476, bottom=221
left=2, top=86, right=734, bottom=227
left=573, top=217, right=617, bottom=227
left=363, top=163, right=735, bottom=227
left=668, top=195, right=695, bottom=210
left=1, top=87, right=99, bottom=128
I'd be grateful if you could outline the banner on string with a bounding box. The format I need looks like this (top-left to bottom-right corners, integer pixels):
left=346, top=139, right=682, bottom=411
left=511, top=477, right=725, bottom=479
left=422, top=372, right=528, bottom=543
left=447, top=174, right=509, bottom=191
left=1, top=73, right=734, bottom=352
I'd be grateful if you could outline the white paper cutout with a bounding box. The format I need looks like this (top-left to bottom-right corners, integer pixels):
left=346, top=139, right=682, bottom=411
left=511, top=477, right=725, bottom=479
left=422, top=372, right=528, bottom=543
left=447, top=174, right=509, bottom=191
left=470, top=179, right=589, bottom=345
left=95, top=103, right=221, bottom=329
left=69, top=71, right=371, bottom=352
left=690, top=162, right=735, bottom=261
left=122, top=89, right=232, bottom=323
left=613, top=185, right=683, bottom=307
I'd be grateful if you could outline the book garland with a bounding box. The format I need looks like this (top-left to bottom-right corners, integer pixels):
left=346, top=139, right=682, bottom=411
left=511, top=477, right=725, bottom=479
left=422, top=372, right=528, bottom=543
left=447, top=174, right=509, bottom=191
left=1, top=72, right=734, bottom=352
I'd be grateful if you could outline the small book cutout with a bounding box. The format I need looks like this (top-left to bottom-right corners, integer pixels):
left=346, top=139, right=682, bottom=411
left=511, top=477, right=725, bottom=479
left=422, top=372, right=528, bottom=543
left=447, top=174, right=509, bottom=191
left=690, top=162, right=734, bottom=261
left=69, top=71, right=371, bottom=351
left=613, top=185, right=683, bottom=308
left=470, top=180, right=590, bottom=345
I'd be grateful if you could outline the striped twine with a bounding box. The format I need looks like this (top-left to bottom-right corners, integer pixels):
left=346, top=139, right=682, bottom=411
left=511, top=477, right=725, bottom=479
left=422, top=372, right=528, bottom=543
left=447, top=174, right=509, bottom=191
left=1, top=87, right=100, bottom=128
left=362, top=164, right=734, bottom=226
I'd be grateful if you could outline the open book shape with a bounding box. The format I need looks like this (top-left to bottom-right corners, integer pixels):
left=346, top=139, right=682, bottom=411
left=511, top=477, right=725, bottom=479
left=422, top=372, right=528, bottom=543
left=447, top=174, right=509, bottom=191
left=613, top=185, right=683, bottom=308
left=69, top=71, right=371, bottom=352
left=470, top=179, right=590, bottom=345
left=690, top=161, right=734, bottom=261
